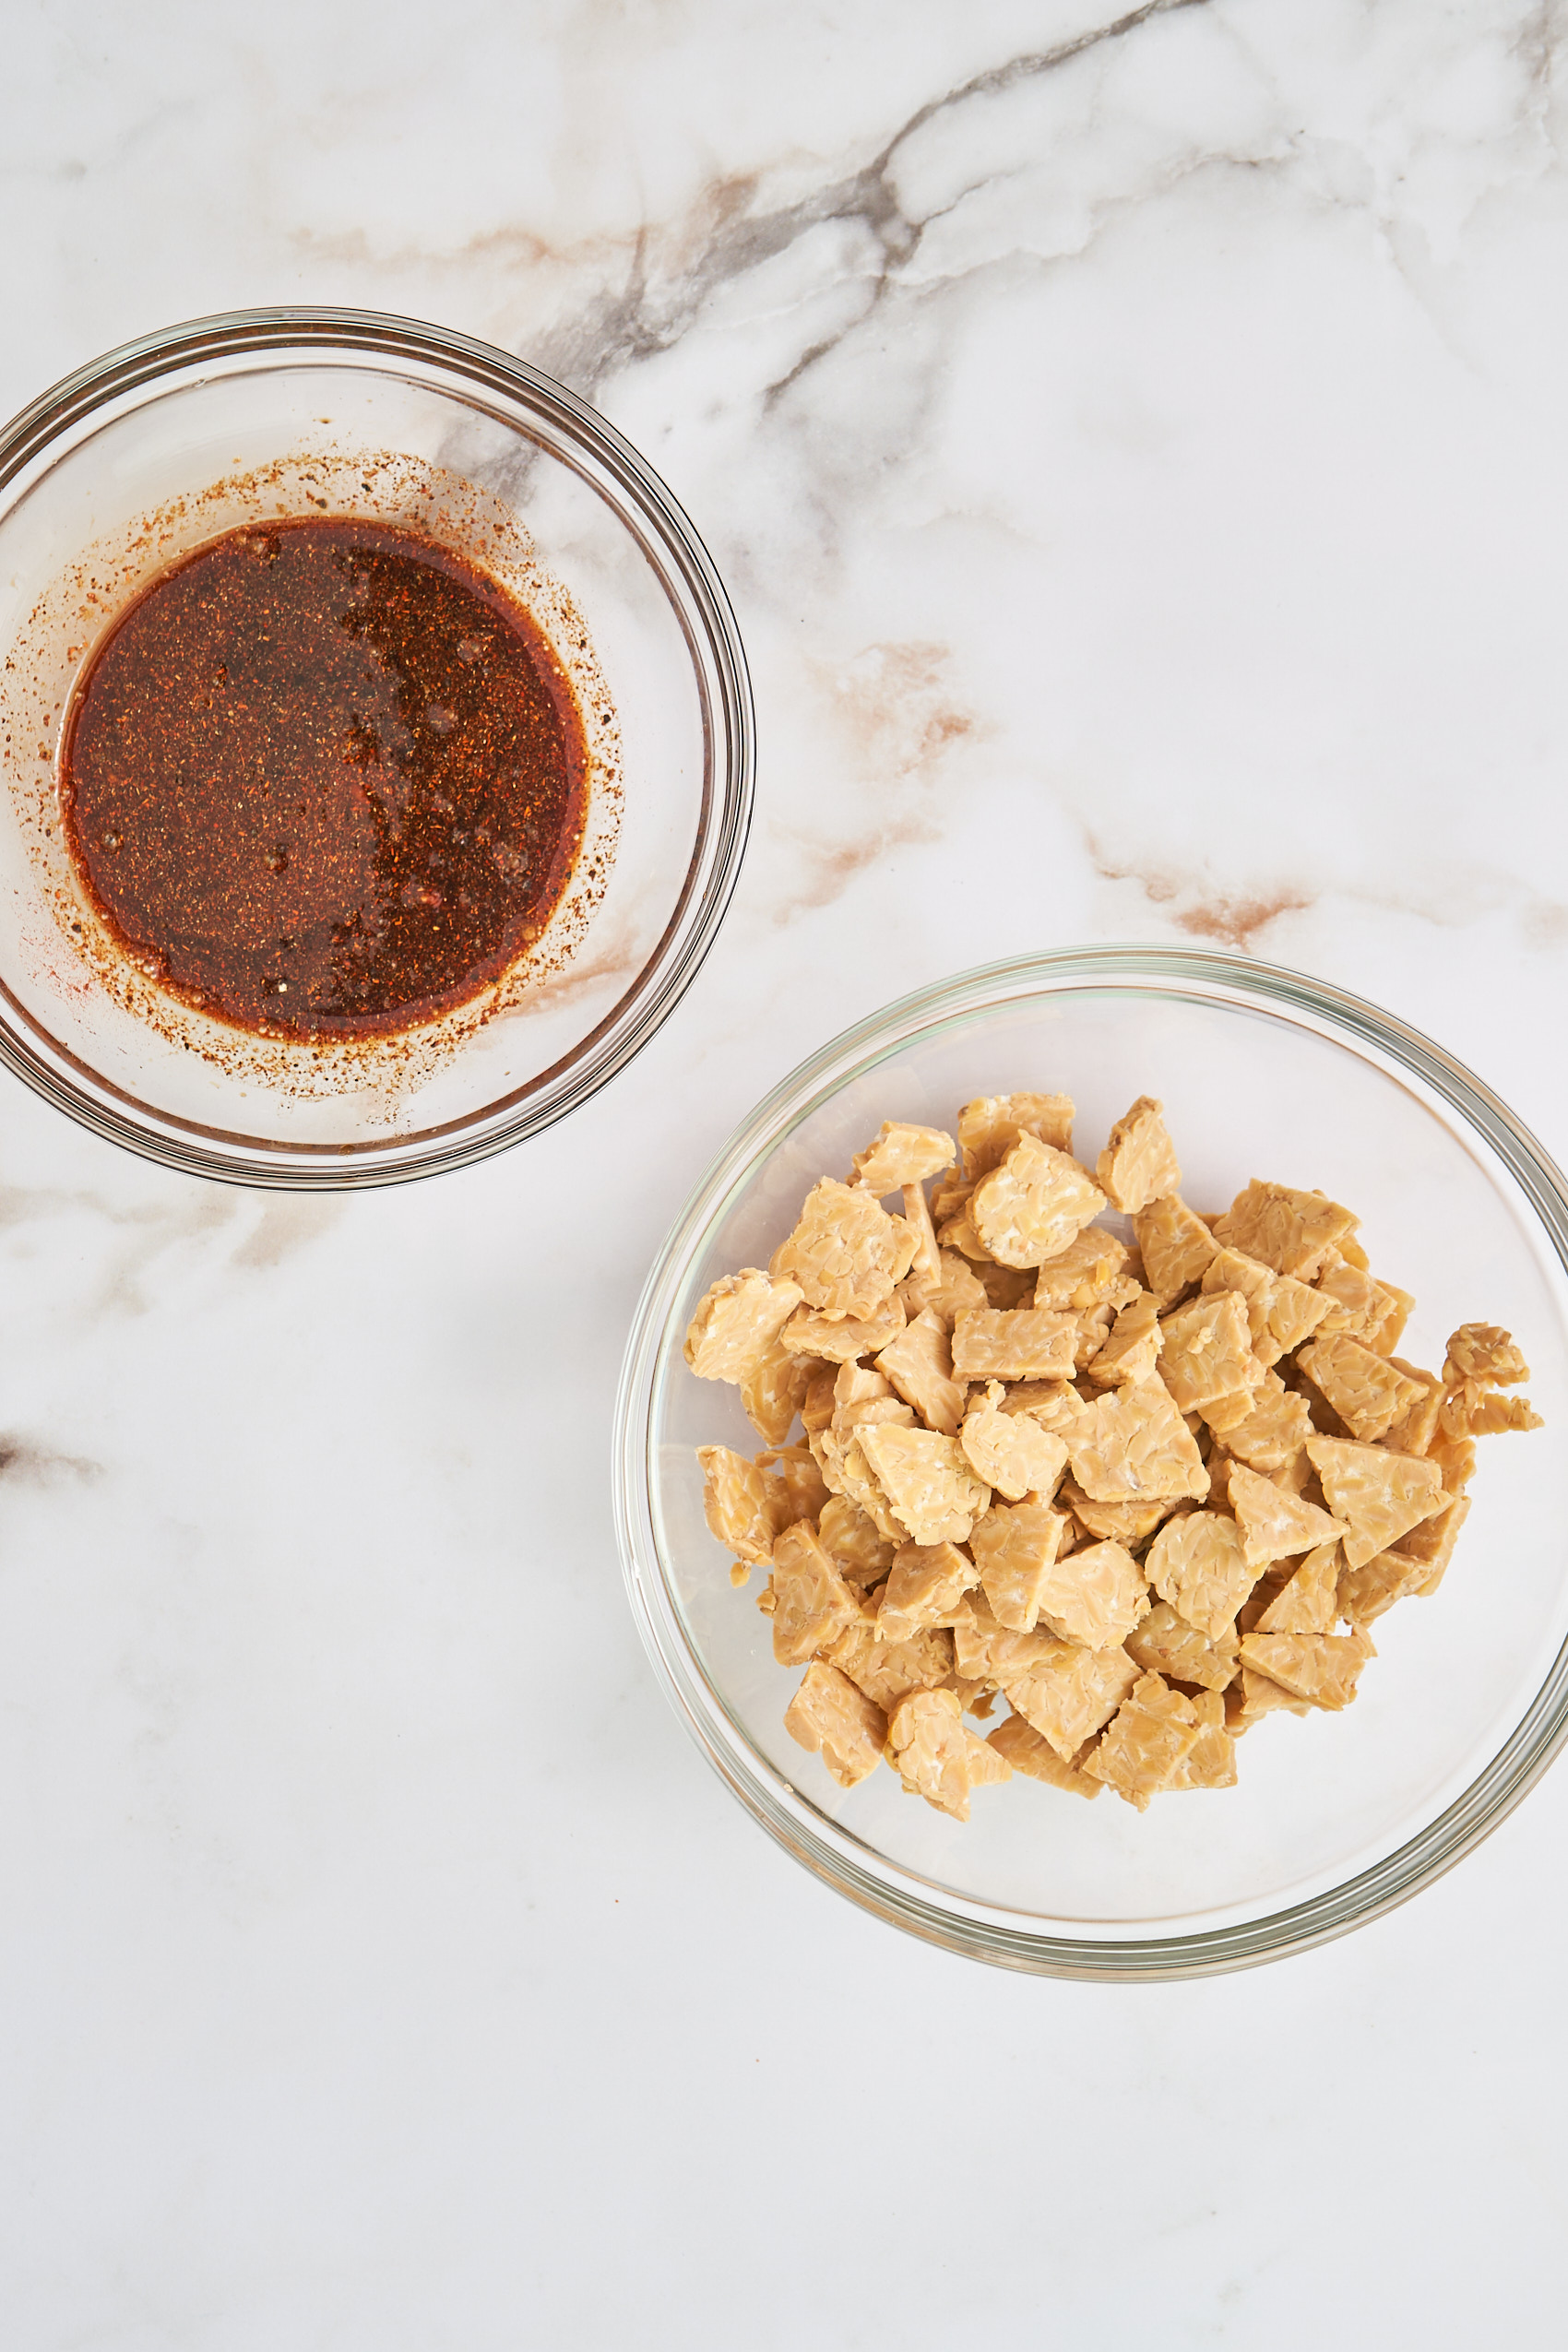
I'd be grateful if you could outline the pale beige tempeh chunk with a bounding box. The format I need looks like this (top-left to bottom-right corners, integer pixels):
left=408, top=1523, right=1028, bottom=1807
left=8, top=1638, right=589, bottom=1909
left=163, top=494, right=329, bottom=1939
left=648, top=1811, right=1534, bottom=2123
left=755, top=1443, right=832, bottom=1528
left=1033, top=1538, right=1150, bottom=1651
left=1143, top=1508, right=1253, bottom=1641
left=1383, top=1360, right=1443, bottom=1457
left=1133, top=1194, right=1220, bottom=1304
left=740, top=1339, right=814, bottom=1445
left=1066, top=1381, right=1210, bottom=1504
left=1238, top=1628, right=1374, bottom=1710
left=770, top=1179, right=904, bottom=1317
left=1200, top=1243, right=1276, bottom=1334
left=1158, top=1291, right=1264, bottom=1412
left=1196, top=1387, right=1264, bottom=1438
left=784, top=1661, right=887, bottom=1788
left=1124, top=1601, right=1239, bottom=1692
left=1313, top=1255, right=1386, bottom=1342
left=885, top=1686, right=1011, bottom=1821
left=848, top=1121, right=956, bottom=1195
left=812, top=1430, right=907, bottom=1545
left=987, top=1711, right=1102, bottom=1798
left=1096, top=1096, right=1182, bottom=1215
left=1227, top=1666, right=1313, bottom=1731
left=856, top=1423, right=991, bottom=1546
left=1445, top=1323, right=1530, bottom=1386
left=1228, top=1462, right=1348, bottom=1570
left=875, top=1308, right=968, bottom=1438
left=1033, top=1227, right=1134, bottom=1312
left=826, top=1615, right=954, bottom=1711
left=829, top=1359, right=902, bottom=1430
left=1058, top=1479, right=1182, bottom=1548
left=685, top=1267, right=805, bottom=1382
left=1335, top=1547, right=1431, bottom=1627
left=1297, top=1334, right=1426, bottom=1444
left=801, top=1362, right=838, bottom=1436
left=1392, top=1491, right=1470, bottom=1596
left=765, top=1521, right=865, bottom=1665
left=958, top=1092, right=1075, bottom=1180
left=998, top=1380, right=1087, bottom=1433
left=1085, top=1292, right=1164, bottom=1388
left=970, top=1133, right=1107, bottom=1270
left=951, top=1306, right=1079, bottom=1382
left=1217, top=1372, right=1314, bottom=1472
left=1213, top=1180, right=1360, bottom=1280
left=959, top=1384, right=1069, bottom=1503
left=1263, top=1268, right=1335, bottom=1357
left=960, top=1598, right=1138, bottom=1758
left=782, top=1296, right=908, bottom=1363
left=697, top=1444, right=790, bottom=1565
left=897, top=1181, right=944, bottom=1298
left=816, top=1491, right=897, bottom=1586
left=1444, top=1386, right=1545, bottom=1437
left=1255, top=1542, right=1342, bottom=1633
left=968, top=1498, right=1070, bottom=1632
left=1167, top=1691, right=1238, bottom=1790
left=876, top=1539, right=981, bottom=1645
left=901, top=1246, right=990, bottom=1325
left=1082, top=1673, right=1204, bottom=1811
left=1305, top=1435, right=1447, bottom=1569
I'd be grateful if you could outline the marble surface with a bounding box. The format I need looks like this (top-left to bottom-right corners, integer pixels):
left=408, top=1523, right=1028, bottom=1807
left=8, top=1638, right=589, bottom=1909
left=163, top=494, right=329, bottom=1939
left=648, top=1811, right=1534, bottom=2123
left=4, top=1, right=1568, bottom=2342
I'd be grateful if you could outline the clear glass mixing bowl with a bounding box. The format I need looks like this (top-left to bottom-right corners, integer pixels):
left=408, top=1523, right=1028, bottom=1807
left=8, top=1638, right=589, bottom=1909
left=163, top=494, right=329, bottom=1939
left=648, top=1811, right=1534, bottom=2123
left=614, top=948, right=1568, bottom=1978
left=0, top=308, right=752, bottom=1186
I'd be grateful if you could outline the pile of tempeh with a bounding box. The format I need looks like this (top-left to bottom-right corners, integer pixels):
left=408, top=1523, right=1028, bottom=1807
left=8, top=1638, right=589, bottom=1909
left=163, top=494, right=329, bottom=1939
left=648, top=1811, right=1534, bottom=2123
left=687, top=1093, right=1541, bottom=1819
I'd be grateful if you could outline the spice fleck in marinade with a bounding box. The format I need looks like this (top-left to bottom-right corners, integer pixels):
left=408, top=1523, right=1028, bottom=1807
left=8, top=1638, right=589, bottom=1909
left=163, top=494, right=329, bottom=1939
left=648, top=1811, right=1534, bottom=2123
left=61, top=517, right=588, bottom=1039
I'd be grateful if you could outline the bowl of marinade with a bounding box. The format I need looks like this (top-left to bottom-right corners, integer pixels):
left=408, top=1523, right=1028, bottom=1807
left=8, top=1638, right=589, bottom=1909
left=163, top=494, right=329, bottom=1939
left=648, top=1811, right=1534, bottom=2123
left=0, top=307, right=753, bottom=1187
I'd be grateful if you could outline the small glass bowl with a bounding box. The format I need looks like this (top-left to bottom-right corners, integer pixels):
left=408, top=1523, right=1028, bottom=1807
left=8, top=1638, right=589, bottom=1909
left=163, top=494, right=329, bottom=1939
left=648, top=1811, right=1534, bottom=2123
left=615, top=947, right=1568, bottom=1979
left=0, top=308, right=753, bottom=1187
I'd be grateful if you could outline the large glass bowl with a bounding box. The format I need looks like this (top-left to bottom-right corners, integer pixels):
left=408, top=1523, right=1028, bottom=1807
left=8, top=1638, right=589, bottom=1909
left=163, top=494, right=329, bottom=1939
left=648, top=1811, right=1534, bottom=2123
left=614, top=948, right=1568, bottom=1978
left=0, top=309, right=752, bottom=1187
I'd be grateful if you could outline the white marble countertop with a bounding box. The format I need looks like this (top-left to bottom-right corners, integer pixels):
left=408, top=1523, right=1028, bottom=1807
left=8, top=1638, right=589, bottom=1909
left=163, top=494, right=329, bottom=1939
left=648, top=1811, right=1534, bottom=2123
left=5, top=2, right=1567, bottom=2342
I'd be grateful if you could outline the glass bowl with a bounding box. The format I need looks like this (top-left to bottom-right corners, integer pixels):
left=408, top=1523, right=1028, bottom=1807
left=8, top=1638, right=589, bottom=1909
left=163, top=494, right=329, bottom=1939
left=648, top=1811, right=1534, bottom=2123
left=614, top=947, right=1568, bottom=1978
left=0, top=308, right=752, bottom=1187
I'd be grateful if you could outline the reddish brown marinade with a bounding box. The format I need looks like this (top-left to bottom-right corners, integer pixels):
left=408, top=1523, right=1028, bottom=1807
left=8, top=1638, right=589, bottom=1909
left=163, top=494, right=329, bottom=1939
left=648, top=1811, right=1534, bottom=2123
left=61, top=517, right=588, bottom=1039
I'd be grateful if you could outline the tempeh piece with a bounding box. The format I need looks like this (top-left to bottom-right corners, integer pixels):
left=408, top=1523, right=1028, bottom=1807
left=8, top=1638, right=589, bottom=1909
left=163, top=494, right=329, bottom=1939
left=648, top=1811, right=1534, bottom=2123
left=1213, top=1180, right=1359, bottom=1279
left=784, top=1662, right=887, bottom=1788
left=959, top=1384, right=1069, bottom=1503
left=876, top=1539, right=981, bottom=1645
left=968, top=1499, right=1070, bottom=1633
left=1033, top=1538, right=1150, bottom=1651
left=1066, top=1381, right=1210, bottom=1503
left=856, top=1424, right=991, bottom=1546
left=1255, top=1542, right=1342, bottom=1633
left=1228, top=1463, right=1347, bottom=1570
left=1305, top=1435, right=1447, bottom=1569
left=987, top=1711, right=1102, bottom=1798
left=1133, top=1194, right=1219, bottom=1304
left=970, top=1132, right=1106, bottom=1269
left=1238, top=1628, right=1374, bottom=1710
left=765, top=1521, right=864, bottom=1666
left=1158, top=1291, right=1263, bottom=1413
left=1124, top=1601, right=1239, bottom=1692
left=697, top=1444, right=789, bottom=1564
left=1297, top=1334, right=1426, bottom=1444
left=849, top=1121, right=955, bottom=1194
left=1082, top=1673, right=1204, bottom=1811
left=770, top=1179, right=904, bottom=1317
left=685, top=1268, right=805, bottom=1381
left=951, top=1306, right=1078, bottom=1382
left=1143, top=1509, right=1253, bottom=1641
left=1096, top=1095, right=1182, bottom=1214
left=885, top=1686, right=1011, bottom=1820
left=958, top=1092, right=1075, bottom=1180
left=875, top=1308, right=968, bottom=1437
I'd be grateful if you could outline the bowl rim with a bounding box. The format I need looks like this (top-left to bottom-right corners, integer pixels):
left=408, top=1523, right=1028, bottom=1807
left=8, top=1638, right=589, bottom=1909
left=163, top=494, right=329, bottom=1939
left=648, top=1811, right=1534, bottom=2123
left=613, top=944, right=1568, bottom=1979
left=0, top=304, right=754, bottom=1189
